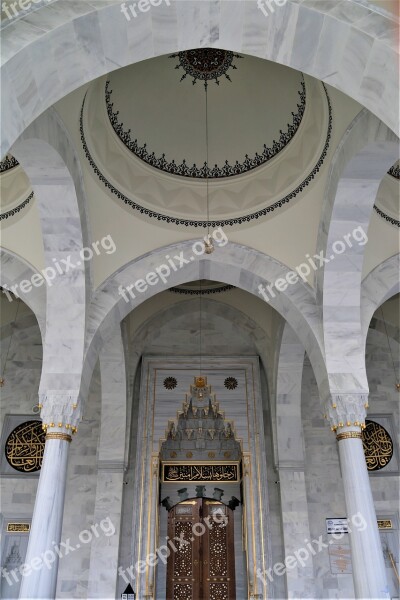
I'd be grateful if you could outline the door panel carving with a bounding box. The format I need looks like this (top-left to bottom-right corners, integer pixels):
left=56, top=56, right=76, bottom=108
left=167, top=499, right=236, bottom=600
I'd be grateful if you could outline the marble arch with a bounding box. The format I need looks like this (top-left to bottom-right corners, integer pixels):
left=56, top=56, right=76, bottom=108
left=1, top=0, right=398, bottom=159
left=82, top=240, right=328, bottom=403
left=317, top=108, right=398, bottom=395
left=11, top=108, right=88, bottom=399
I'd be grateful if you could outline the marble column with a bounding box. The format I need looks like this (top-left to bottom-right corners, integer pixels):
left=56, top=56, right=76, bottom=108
left=326, top=394, right=389, bottom=599
left=19, top=393, right=80, bottom=599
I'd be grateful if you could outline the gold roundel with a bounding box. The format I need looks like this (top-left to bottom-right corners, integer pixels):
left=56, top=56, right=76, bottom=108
left=362, top=420, right=393, bottom=471
left=5, top=420, right=45, bottom=473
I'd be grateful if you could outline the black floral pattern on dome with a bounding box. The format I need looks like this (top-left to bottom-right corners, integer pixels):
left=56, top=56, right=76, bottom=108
left=104, top=76, right=306, bottom=179
left=164, top=377, right=177, bottom=390
left=169, top=48, right=242, bottom=88
left=224, top=377, right=238, bottom=390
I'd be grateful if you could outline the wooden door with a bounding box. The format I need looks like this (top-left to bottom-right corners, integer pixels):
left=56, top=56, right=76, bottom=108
left=167, top=499, right=236, bottom=600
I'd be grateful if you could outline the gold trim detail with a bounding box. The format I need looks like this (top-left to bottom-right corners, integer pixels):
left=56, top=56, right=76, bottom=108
left=336, top=431, right=362, bottom=441
left=45, top=433, right=72, bottom=443
left=7, top=523, right=30, bottom=533
left=377, top=519, right=392, bottom=529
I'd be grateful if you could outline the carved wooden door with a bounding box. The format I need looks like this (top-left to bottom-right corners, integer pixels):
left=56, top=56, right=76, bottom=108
left=167, top=499, right=236, bottom=600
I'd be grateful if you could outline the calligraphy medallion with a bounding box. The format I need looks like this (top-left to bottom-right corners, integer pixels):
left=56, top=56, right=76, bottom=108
left=362, top=420, right=393, bottom=471
left=5, top=420, right=45, bottom=473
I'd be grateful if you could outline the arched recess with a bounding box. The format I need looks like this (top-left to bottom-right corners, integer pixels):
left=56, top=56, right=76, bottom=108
left=316, top=108, right=398, bottom=394
left=274, top=322, right=314, bottom=598
left=10, top=107, right=89, bottom=419
left=80, top=241, right=327, bottom=406
left=0, top=247, right=46, bottom=337
left=1, top=0, right=398, bottom=158
left=361, top=253, right=400, bottom=340
left=121, top=295, right=274, bottom=446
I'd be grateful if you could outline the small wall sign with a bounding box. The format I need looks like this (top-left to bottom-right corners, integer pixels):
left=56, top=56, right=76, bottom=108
left=326, top=518, right=349, bottom=534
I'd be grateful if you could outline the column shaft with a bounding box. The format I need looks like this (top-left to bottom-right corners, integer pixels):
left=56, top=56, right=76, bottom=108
left=19, top=436, right=71, bottom=599
left=337, top=432, right=389, bottom=599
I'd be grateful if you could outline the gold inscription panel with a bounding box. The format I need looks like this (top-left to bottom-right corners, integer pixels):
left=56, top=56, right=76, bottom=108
left=7, top=523, right=31, bottom=533
left=163, top=463, right=239, bottom=482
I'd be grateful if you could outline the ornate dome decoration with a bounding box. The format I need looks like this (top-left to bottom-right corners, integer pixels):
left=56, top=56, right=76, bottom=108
left=104, top=77, right=306, bottom=179
left=0, top=154, right=19, bottom=173
left=0, top=191, right=34, bottom=221
left=387, top=162, right=400, bottom=179
left=164, top=376, right=178, bottom=390
left=224, top=377, right=238, bottom=390
left=81, top=55, right=332, bottom=227
left=169, top=281, right=235, bottom=295
left=373, top=161, right=400, bottom=228
left=169, top=48, right=243, bottom=89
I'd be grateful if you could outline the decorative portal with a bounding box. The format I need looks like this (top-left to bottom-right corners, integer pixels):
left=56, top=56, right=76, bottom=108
left=224, top=377, right=238, bottom=390
left=164, top=377, right=178, bottom=390
left=169, top=48, right=242, bottom=89
left=5, top=421, right=45, bottom=473
left=362, top=420, right=393, bottom=471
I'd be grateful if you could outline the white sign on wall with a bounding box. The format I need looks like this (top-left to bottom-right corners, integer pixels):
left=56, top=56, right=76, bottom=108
left=326, top=518, right=349, bottom=534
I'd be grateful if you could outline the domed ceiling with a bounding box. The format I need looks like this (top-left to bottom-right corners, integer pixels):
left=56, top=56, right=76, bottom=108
left=81, top=49, right=333, bottom=227
left=105, top=49, right=305, bottom=178
left=0, top=155, right=33, bottom=222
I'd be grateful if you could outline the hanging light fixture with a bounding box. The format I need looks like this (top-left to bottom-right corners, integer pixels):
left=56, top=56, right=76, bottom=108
left=380, top=306, right=400, bottom=391
left=204, top=85, right=214, bottom=255
left=0, top=294, right=21, bottom=387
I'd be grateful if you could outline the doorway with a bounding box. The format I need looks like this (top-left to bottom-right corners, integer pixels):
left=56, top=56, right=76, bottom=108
left=166, top=498, right=236, bottom=600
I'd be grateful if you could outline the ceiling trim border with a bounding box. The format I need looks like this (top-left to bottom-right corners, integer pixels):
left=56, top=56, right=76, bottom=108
left=0, top=191, right=33, bottom=221
left=373, top=205, right=400, bottom=228
left=104, top=76, right=306, bottom=179
left=168, top=284, right=235, bottom=295
left=80, top=84, right=333, bottom=227
left=0, top=154, right=19, bottom=173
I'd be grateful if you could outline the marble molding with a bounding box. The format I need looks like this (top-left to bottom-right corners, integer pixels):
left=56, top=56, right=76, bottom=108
left=1, top=0, right=398, bottom=158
